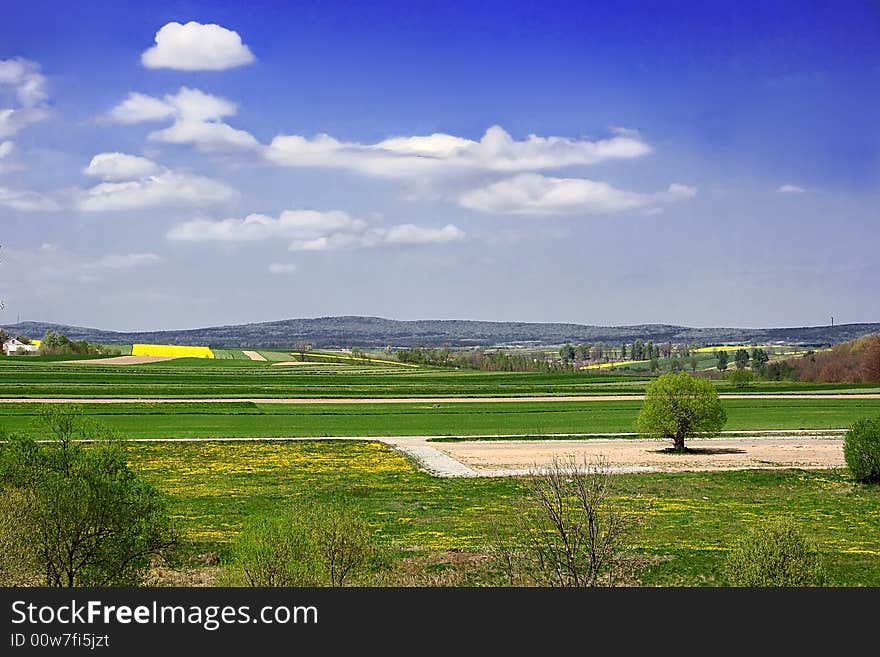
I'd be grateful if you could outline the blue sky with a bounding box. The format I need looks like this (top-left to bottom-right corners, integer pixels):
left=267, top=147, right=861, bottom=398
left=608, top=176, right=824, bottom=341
left=0, top=0, right=877, bottom=330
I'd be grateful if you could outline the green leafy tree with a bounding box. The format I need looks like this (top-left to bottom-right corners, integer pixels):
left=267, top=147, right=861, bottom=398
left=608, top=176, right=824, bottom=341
left=633, top=339, right=644, bottom=360
left=559, top=344, right=576, bottom=362
left=716, top=350, right=729, bottom=372
left=620, top=343, right=626, bottom=360
left=0, top=408, right=176, bottom=586
left=635, top=372, right=727, bottom=451
left=734, top=349, right=750, bottom=370
left=723, top=520, right=825, bottom=587
left=751, top=348, right=769, bottom=374
left=843, top=415, right=880, bottom=483
left=689, top=356, right=699, bottom=372
left=727, top=368, right=754, bottom=389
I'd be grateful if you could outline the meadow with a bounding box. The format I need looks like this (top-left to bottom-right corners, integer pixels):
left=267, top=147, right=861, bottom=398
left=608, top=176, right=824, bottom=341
left=1, top=357, right=877, bottom=398
left=2, top=351, right=878, bottom=587
left=130, top=439, right=880, bottom=586
left=2, top=398, right=880, bottom=439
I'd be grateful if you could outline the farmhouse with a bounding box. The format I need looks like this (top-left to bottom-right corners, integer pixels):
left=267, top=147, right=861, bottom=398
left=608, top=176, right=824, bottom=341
left=2, top=338, right=39, bottom=355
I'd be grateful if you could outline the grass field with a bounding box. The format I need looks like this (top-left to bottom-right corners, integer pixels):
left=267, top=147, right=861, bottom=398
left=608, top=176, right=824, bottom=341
left=128, top=439, right=880, bottom=586
left=1, top=398, right=878, bottom=439
left=2, top=358, right=878, bottom=398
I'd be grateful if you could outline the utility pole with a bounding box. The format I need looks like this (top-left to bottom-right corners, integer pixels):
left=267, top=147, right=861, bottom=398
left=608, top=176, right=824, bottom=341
left=831, top=316, right=834, bottom=327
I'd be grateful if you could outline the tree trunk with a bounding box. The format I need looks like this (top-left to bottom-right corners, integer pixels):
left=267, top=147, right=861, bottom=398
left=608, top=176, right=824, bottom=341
left=673, top=434, right=686, bottom=452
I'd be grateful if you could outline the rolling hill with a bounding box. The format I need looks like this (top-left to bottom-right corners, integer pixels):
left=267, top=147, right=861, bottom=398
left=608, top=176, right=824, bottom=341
left=3, top=316, right=878, bottom=349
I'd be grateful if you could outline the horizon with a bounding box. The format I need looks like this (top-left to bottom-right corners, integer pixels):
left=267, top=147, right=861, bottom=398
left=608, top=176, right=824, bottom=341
left=2, top=313, right=876, bottom=335
left=1, top=1, right=878, bottom=330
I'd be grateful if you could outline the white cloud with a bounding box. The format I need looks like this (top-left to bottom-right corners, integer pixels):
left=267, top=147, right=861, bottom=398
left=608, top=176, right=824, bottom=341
left=0, top=186, right=59, bottom=211
left=106, top=87, right=257, bottom=151
left=265, top=124, right=651, bottom=179
left=458, top=174, right=696, bottom=216
left=168, top=210, right=365, bottom=242
left=149, top=119, right=259, bottom=150
left=0, top=58, right=48, bottom=107
left=0, top=140, right=14, bottom=159
left=168, top=209, right=465, bottom=251
left=1, top=245, right=160, bottom=287
left=778, top=184, right=805, bottom=193
left=0, top=58, right=51, bottom=139
left=383, top=224, right=465, bottom=245
left=268, top=263, right=297, bottom=274
left=78, top=169, right=237, bottom=211
left=84, top=253, right=162, bottom=269
left=107, top=92, right=177, bottom=124
left=141, top=21, right=256, bottom=71
left=83, top=152, right=160, bottom=181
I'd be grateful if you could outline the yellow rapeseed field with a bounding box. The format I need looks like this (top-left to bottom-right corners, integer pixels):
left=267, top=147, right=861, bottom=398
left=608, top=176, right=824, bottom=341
left=132, top=343, right=215, bottom=359
left=580, top=359, right=646, bottom=370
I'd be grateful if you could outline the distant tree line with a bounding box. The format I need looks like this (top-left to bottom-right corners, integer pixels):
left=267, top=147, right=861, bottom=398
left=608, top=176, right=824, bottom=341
left=396, top=347, right=577, bottom=372
left=765, top=335, right=880, bottom=383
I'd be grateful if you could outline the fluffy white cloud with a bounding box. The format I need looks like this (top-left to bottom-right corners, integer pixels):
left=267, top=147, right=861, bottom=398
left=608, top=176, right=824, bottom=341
left=84, top=253, right=161, bottom=269
left=141, top=21, right=256, bottom=71
left=78, top=170, right=237, bottom=211
left=168, top=210, right=364, bottom=242
left=0, top=58, right=48, bottom=107
left=0, top=140, right=15, bottom=159
left=265, top=124, right=651, bottom=179
left=268, top=263, right=297, bottom=274
left=106, top=87, right=258, bottom=151
left=458, top=174, right=696, bottom=216
left=778, top=184, right=805, bottom=193
left=0, top=58, right=51, bottom=139
left=383, top=223, right=465, bottom=245
left=83, top=152, right=160, bottom=181
left=0, top=186, right=58, bottom=211
left=168, top=209, right=464, bottom=251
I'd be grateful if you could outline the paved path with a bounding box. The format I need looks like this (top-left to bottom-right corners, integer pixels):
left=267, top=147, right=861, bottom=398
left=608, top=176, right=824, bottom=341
left=1, top=393, right=878, bottom=404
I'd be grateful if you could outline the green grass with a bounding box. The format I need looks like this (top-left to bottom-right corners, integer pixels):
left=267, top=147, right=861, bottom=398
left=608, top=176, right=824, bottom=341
left=128, top=440, right=880, bottom=586
left=1, top=358, right=876, bottom=398
left=2, top=398, right=878, bottom=439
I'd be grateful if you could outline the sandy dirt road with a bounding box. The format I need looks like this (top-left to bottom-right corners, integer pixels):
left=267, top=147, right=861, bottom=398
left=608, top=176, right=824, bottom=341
left=241, top=351, right=267, bottom=361
left=428, top=435, right=845, bottom=476
left=1, top=393, right=878, bottom=404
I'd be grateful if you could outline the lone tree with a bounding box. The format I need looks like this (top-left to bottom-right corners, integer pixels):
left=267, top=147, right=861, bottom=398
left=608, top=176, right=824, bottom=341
left=734, top=349, right=750, bottom=370
left=0, top=407, right=176, bottom=586
left=635, top=372, right=727, bottom=452
left=716, top=350, right=729, bottom=372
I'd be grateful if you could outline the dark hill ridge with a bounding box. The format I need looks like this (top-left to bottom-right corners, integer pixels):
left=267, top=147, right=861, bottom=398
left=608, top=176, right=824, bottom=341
left=3, top=316, right=878, bottom=349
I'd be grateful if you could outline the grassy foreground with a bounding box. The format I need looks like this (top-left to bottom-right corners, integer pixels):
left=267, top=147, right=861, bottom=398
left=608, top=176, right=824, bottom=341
left=1, top=398, right=878, bottom=439
left=129, top=440, right=880, bottom=586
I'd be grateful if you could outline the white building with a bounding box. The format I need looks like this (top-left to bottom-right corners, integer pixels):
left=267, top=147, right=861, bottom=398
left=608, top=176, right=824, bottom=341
left=2, top=338, right=39, bottom=355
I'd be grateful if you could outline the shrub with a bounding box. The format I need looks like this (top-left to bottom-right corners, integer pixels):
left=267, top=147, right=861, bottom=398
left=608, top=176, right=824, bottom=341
left=724, top=520, right=825, bottom=587
left=843, top=416, right=880, bottom=483
left=227, top=503, right=376, bottom=587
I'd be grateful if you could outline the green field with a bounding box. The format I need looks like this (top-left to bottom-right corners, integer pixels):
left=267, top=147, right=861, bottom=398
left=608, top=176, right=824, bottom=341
left=2, top=358, right=878, bottom=398
left=2, top=398, right=879, bottom=439
left=129, top=439, right=880, bottom=586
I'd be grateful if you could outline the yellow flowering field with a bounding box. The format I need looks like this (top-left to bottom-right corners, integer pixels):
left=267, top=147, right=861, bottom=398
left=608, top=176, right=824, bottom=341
left=132, top=343, right=215, bottom=358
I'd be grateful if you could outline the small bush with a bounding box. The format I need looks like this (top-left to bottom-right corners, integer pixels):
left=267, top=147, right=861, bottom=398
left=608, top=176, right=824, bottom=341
left=226, top=503, right=376, bottom=587
left=724, top=520, right=825, bottom=587
left=843, top=416, right=880, bottom=483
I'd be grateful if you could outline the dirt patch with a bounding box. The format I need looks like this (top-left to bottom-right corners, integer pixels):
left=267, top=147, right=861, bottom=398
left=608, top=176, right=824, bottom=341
left=242, top=351, right=267, bottom=361
left=57, top=356, right=177, bottom=365
left=432, top=436, right=846, bottom=475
